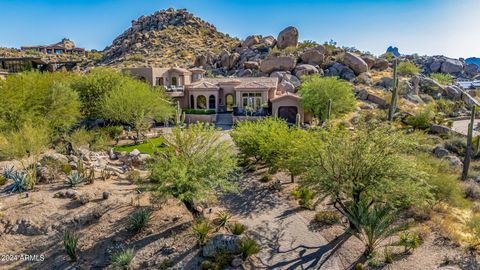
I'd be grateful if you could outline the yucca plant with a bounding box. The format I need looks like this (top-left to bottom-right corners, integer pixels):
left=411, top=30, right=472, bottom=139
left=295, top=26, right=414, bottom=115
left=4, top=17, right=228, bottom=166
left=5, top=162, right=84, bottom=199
left=64, top=172, right=84, bottom=187
left=239, top=237, right=260, bottom=260
left=228, top=222, right=246, bottom=235
left=127, top=207, right=152, bottom=233
left=213, top=211, right=232, bottom=230
left=63, top=230, right=79, bottom=261
left=111, top=248, right=135, bottom=269
left=192, top=219, right=212, bottom=246
left=4, top=171, right=29, bottom=193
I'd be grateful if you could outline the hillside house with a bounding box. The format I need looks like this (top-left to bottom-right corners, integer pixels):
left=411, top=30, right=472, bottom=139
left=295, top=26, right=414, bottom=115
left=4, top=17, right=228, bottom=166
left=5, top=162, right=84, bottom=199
left=21, top=38, right=85, bottom=56
left=123, top=67, right=310, bottom=124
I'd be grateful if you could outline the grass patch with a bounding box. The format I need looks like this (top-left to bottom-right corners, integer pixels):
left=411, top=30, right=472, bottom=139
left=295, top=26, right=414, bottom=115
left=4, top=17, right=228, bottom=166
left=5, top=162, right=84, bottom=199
left=114, top=137, right=165, bottom=155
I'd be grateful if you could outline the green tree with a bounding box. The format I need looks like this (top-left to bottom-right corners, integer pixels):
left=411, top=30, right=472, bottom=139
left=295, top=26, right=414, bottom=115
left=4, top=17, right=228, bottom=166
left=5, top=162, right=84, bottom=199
left=149, top=123, right=237, bottom=216
left=298, top=76, right=356, bottom=121
left=101, top=79, right=173, bottom=142
left=301, top=124, right=432, bottom=230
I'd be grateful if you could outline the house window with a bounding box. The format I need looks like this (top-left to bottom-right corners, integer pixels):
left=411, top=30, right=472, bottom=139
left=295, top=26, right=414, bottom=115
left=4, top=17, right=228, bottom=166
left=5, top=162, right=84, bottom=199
left=242, top=93, right=262, bottom=110
left=209, top=95, right=216, bottom=109
left=192, top=73, right=202, bottom=80
left=156, top=77, right=164, bottom=86
left=197, top=95, right=207, bottom=109
left=171, top=77, right=177, bottom=86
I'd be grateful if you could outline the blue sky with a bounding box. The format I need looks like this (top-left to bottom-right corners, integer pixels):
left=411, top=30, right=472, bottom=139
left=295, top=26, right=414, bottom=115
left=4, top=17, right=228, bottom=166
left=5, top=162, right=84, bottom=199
left=0, top=0, right=478, bottom=58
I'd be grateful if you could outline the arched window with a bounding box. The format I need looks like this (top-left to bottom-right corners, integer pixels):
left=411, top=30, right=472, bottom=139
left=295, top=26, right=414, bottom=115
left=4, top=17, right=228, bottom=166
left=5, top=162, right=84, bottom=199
left=171, top=76, right=177, bottom=86
left=197, top=95, right=207, bottom=109
left=209, top=95, right=216, bottom=109
left=190, top=95, right=195, bottom=109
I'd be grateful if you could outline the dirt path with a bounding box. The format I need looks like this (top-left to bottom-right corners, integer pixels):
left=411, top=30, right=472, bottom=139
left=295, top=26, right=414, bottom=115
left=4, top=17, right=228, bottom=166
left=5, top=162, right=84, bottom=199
left=220, top=176, right=341, bottom=270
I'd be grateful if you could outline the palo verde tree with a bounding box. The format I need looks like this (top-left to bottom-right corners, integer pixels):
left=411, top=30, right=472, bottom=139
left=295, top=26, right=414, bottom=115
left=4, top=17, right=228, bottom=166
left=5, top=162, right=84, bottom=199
left=101, top=79, right=173, bottom=142
left=149, top=123, right=237, bottom=216
left=298, top=75, right=356, bottom=121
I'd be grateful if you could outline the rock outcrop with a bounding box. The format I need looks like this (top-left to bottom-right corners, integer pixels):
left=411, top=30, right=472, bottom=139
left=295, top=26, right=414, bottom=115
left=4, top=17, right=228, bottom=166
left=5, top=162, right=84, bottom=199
left=276, top=26, right=299, bottom=50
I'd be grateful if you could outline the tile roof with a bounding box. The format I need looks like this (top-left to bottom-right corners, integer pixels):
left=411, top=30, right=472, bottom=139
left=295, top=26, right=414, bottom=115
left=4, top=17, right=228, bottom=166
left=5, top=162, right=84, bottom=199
left=197, top=77, right=278, bottom=89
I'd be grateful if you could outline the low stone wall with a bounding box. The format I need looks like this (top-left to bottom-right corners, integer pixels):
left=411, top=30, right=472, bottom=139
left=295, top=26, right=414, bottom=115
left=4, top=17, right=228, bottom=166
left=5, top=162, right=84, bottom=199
left=185, top=114, right=216, bottom=124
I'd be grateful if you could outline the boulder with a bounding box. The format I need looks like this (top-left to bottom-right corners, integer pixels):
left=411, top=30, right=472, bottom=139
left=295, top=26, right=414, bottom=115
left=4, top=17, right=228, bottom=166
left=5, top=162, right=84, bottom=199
left=433, top=146, right=449, bottom=158
left=220, top=52, right=240, bottom=69
left=429, top=59, right=443, bottom=73
left=102, top=191, right=111, bottom=200
left=355, top=88, right=369, bottom=100
left=367, top=94, right=388, bottom=108
left=372, top=58, right=389, bottom=71
left=242, top=35, right=261, bottom=48
left=444, top=155, right=463, bottom=169
left=300, top=49, right=324, bottom=65
left=445, top=85, right=463, bottom=100
left=261, top=36, right=276, bottom=47
left=283, top=74, right=301, bottom=88
left=278, top=80, right=296, bottom=93
left=465, top=63, right=479, bottom=76
left=340, top=68, right=356, bottom=82
left=276, top=26, right=299, bottom=50
left=129, top=149, right=141, bottom=156
left=293, top=64, right=318, bottom=77
left=441, top=58, right=463, bottom=74
left=342, top=52, right=369, bottom=75
left=203, top=234, right=241, bottom=257
left=243, top=61, right=259, bottom=70
left=259, top=56, right=296, bottom=73
left=361, top=55, right=376, bottom=69
left=356, top=72, right=373, bottom=85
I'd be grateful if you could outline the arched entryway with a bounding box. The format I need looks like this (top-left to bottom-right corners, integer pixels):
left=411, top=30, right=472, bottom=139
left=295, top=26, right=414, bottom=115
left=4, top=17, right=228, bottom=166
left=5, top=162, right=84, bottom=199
left=197, top=95, right=207, bottom=109
left=171, top=76, right=178, bottom=86
left=209, top=95, right=216, bottom=109
left=190, top=95, right=195, bottom=109
left=225, top=94, right=234, bottom=112
left=278, top=106, right=298, bottom=123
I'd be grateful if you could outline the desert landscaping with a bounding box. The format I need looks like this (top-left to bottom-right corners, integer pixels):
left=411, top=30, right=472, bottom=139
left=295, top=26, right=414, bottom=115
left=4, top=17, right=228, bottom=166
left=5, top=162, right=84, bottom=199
left=1, top=5, right=480, bottom=270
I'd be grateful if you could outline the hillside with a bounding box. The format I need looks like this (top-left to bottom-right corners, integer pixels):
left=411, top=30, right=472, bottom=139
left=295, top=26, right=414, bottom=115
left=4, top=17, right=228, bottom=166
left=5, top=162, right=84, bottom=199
left=100, top=8, right=239, bottom=68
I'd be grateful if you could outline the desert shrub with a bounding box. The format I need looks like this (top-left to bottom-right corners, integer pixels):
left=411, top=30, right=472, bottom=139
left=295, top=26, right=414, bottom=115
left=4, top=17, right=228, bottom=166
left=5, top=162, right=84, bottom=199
left=0, top=176, right=6, bottom=186
left=298, top=40, right=318, bottom=50
left=384, top=247, right=394, bottom=264
left=283, top=46, right=298, bottom=55
left=63, top=230, right=79, bottom=261
left=468, top=214, right=480, bottom=246
left=431, top=73, right=453, bottom=85
left=192, top=219, right=212, bottom=246
left=127, top=170, right=142, bottom=184
left=213, top=250, right=234, bottom=269
left=228, top=222, right=246, bottom=235
left=355, top=263, right=366, bottom=270
left=259, top=173, right=272, bottom=183
left=314, top=210, right=341, bottom=226
left=291, top=187, right=315, bottom=209
left=298, top=75, right=356, bottom=120
left=128, top=207, right=152, bottom=233
left=436, top=99, right=455, bottom=115
left=159, top=259, right=173, bottom=270
left=127, top=54, right=145, bottom=61
left=62, top=164, right=72, bottom=175
left=213, top=211, right=232, bottom=230
left=64, top=172, right=84, bottom=187
left=380, top=52, right=395, bottom=61
left=239, top=238, right=260, bottom=260
left=404, top=105, right=435, bottom=129
left=444, top=137, right=466, bottom=155
left=111, top=248, right=135, bottom=269
left=397, top=62, right=420, bottom=76
left=397, top=232, right=421, bottom=253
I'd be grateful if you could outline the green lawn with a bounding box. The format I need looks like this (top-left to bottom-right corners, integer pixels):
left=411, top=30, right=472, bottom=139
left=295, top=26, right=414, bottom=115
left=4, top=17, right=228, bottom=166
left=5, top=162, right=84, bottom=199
left=114, top=137, right=165, bottom=155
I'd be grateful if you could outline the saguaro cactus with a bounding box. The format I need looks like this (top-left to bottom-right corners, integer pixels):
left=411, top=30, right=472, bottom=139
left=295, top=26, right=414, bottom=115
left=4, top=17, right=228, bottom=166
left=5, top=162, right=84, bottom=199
left=326, top=99, right=332, bottom=121
left=388, top=59, right=399, bottom=122
left=462, top=106, right=476, bottom=180
left=295, top=113, right=301, bottom=127
left=175, top=101, right=184, bottom=126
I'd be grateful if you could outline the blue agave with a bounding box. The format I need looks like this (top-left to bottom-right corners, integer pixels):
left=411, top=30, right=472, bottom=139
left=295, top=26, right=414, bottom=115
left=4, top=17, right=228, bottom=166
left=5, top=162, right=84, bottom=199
left=4, top=171, right=29, bottom=193
left=65, top=172, right=84, bottom=187
left=2, top=166, right=15, bottom=179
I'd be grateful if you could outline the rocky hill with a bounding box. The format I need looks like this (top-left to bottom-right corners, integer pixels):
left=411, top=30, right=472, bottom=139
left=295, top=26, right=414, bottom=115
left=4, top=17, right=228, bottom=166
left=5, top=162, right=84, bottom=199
left=100, top=8, right=239, bottom=68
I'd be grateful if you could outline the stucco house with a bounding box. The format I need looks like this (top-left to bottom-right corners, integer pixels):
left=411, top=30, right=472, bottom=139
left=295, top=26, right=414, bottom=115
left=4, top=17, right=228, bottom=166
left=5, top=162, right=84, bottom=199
left=123, top=67, right=310, bottom=123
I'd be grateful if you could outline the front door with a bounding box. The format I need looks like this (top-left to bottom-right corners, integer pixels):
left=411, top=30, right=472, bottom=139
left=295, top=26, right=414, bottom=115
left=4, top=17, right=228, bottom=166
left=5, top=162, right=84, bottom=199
left=226, top=94, right=234, bottom=112
left=278, top=106, right=298, bottom=123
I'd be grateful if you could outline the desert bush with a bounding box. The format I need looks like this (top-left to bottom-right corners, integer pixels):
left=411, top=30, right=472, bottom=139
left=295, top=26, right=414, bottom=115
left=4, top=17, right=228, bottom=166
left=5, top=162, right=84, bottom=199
left=192, top=219, right=212, bottom=246
left=396, top=232, right=421, bottom=253
left=213, top=211, right=232, bottom=230
left=397, top=62, right=420, bottom=76
left=127, top=170, right=141, bottom=184
left=384, top=247, right=394, bottom=264
left=259, top=173, right=272, bottom=183
left=314, top=210, right=341, bottom=226
left=111, top=248, right=135, bottom=269
left=0, top=176, right=6, bottom=186
left=380, top=52, right=395, bottom=61
left=291, top=187, right=315, bottom=209
left=298, top=40, right=318, bottom=50
left=239, top=238, right=261, bottom=260
left=431, top=73, right=453, bottom=85
left=64, top=172, right=84, bottom=187
left=444, top=137, right=466, bottom=155
left=228, top=222, right=246, bottom=235
left=63, top=230, right=79, bottom=261
left=404, top=104, right=435, bottom=129
left=298, top=75, right=356, bottom=120
left=128, top=207, right=152, bottom=233
left=127, top=53, right=145, bottom=61
left=159, top=259, right=173, bottom=270
left=468, top=214, right=480, bottom=247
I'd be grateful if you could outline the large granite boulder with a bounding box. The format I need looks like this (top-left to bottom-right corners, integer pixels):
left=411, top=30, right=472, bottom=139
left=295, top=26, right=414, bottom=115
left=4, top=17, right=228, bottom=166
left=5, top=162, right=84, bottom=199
left=300, top=47, right=325, bottom=65
left=293, top=64, right=319, bottom=77
left=373, top=58, right=389, bottom=71
left=220, top=51, right=240, bottom=69
left=276, top=26, right=299, bottom=50
left=243, top=61, right=259, bottom=70
left=260, top=56, right=296, bottom=73
left=242, top=35, right=261, bottom=48
left=361, top=55, right=376, bottom=69
left=342, top=52, right=369, bottom=75
left=441, top=58, right=463, bottom=74
left=278, top=80, right=296, bottom=93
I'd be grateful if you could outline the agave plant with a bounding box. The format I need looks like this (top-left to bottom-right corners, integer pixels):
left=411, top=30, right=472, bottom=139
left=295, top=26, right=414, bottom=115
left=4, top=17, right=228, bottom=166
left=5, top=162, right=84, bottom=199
left=4, top=171, right=29, bottom=193
left=64, top=172, right=84, bottom=187
left=2, top=166, right=15, bottom=179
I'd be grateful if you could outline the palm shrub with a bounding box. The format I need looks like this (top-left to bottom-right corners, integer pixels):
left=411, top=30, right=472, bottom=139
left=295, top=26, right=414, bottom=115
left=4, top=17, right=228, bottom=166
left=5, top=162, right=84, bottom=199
left=63, top=230, right=79, bottom=261
left=111, top=248, right=135, bottom=269
left=345, top=200, right=408, bottom=256
left=213, top=211, right=232, bottom=230
left=239, top=238, right=261, bottom=260
left=192, top=219, right=212, bottom=246
left=64, top=171, right=84, bottom=187
left=228, top=222, right=246, bottom=235
left=127, top=207, right=152, bottom=233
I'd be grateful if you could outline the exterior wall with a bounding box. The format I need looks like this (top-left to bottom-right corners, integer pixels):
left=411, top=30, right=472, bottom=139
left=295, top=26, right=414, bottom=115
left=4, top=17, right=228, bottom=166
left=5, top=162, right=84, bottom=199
left=185, top=114, right=216, bottom=124
left=235, top=88, right=269, bottom=109
left=123, top=68, right=154, bottom=84
left=271, top=97, right=306, bottom=123
left=186, top=89, right=219, bottom=112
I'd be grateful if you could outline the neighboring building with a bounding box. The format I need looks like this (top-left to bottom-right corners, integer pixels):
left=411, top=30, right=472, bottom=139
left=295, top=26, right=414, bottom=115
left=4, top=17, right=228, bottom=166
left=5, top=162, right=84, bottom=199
left=21, top=38, right=85, bottom=55
left=0, top=57, right=81, bottom=75
left=123, top=67, right=310, bottom=123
